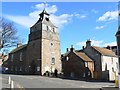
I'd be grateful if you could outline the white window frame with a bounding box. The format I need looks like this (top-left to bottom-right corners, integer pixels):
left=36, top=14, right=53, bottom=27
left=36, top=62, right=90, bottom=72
left=52, top=57, right=55, bottom=64
left=20, top=52, right=23, bottom=61
left=85, top=62, right=88, bottom=67
left=66, top=56, right=69, bottom=61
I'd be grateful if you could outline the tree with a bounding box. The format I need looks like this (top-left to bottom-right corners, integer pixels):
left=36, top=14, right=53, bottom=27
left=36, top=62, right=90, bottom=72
left=0, top=18, right=18, bottom=53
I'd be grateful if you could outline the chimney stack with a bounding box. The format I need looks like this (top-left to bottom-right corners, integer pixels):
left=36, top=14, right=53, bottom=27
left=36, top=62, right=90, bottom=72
left=66, top=48, right=69, bottom=52
left=86, top=39, right=91, bottom=47
left=82, top=46, right=85, bottom=49
left=106, top=46, right=112, bottom=50
left=70, top=45, right=74, bottom=52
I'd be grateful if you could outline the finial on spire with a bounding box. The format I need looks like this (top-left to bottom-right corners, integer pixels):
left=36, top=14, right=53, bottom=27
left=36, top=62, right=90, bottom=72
left=39, top=2, right=49, bottom=16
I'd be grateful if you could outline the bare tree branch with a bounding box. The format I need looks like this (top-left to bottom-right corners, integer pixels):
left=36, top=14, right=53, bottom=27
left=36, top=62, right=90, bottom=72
left=0, top=18, right=19, bottom=53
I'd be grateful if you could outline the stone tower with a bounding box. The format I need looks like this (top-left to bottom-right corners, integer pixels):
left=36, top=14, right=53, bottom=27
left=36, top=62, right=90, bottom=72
left=27, top=9, right=61, bottom=75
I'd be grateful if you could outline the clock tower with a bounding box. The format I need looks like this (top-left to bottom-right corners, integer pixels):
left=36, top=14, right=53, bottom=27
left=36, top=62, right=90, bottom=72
left=27, top=9, right=61, bottom=75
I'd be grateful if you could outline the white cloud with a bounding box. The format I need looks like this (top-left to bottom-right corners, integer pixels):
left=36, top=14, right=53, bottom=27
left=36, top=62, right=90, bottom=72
left=97, top=10, right=118, bottom=22
left=4, top=3, right=72, bottom=29
left=103, top=42, right=117, bottom=47
left=77, top=40, right=116, bottom=48
left=50, top=14, right=73, bottom=28
left=74, top=13, right=87, bottom=19
left=77, top=40, right=103, bottom=47
left=77, top=41, right=86, bottom=47
left=4, top=3, right=88, bottom=29
left=4, top=15, right=36, bottom=27
left=30, top=3, right=57, bottom=18
left=80, top=15, right=86, bottom=18
left=91, top=40, right=103, bottom=46
left=95, top=26, right=104, bottom=30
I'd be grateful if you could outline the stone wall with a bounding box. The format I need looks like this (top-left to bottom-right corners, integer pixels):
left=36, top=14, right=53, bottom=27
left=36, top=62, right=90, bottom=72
left=41, top=30, right=61, bottom=75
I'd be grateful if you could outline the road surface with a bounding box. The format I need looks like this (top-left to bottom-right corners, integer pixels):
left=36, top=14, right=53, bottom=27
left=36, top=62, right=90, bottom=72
left=1, top=74, right=116, bottom=89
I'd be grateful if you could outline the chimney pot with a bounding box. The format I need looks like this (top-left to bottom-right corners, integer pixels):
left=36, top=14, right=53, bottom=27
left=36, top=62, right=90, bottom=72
left=70, top=45, right=74, bottom=52
left=66, top=48, right=69, bottom=52
left=86, top=40, right=91, bottom=47
left=82, top=46, right=85, bottom=49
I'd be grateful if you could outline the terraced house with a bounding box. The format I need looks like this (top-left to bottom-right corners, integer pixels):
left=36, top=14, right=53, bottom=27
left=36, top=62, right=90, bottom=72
left=62, top=40, right=118, bottom=81
left=4, top=9, right=61, bottom=75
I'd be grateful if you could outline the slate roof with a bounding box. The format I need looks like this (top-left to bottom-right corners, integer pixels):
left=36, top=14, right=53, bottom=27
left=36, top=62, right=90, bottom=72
left=39, top=9, right=50, bottom=16
left=92, top=46, right=116, bottom=57
left=31, top=10, right=57, bottom=29
left=10, top=44, right=27, bottom=54
left=62, top=51, right=93, bottom=62
left=75, top=52, right=93, bottom=62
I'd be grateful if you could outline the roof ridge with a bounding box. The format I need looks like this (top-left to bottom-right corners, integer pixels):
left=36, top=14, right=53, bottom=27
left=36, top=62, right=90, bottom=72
left=75, top=51, right=93, bottom=62
left=10, top=44, right=27, bottom=54
left=92, top=46, right=116, bottom=57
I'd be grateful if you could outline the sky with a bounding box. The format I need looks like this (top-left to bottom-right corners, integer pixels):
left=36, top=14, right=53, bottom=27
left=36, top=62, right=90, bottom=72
left=2, top=2, right=119, bottom=54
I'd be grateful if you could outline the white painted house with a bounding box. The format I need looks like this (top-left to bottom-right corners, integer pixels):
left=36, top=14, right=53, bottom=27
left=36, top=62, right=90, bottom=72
left=83, top=40, right=118, bottom=81
left=101, top=55, right=118, bottom=81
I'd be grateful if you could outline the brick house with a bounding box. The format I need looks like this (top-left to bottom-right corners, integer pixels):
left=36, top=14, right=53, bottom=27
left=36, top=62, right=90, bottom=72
left=62, top=46, right=94, bottom=79
left=4, top=9, right=61, bottom=75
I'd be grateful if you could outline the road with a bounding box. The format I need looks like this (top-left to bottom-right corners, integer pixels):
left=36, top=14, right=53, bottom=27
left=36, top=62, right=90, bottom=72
left=1, top=74, right=118, bottom=89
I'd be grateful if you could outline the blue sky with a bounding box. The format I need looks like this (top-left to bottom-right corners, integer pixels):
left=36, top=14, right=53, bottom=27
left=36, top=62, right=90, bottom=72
left=2, top=2, right=118, bottom=54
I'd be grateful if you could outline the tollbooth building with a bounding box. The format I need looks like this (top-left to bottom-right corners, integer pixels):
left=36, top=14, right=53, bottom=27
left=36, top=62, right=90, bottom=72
left=3, top=10, right=62, bottom=75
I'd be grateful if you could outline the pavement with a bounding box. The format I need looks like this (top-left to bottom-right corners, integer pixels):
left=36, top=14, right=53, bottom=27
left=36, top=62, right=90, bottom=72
left=1, top=74, right=120, bottom=90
